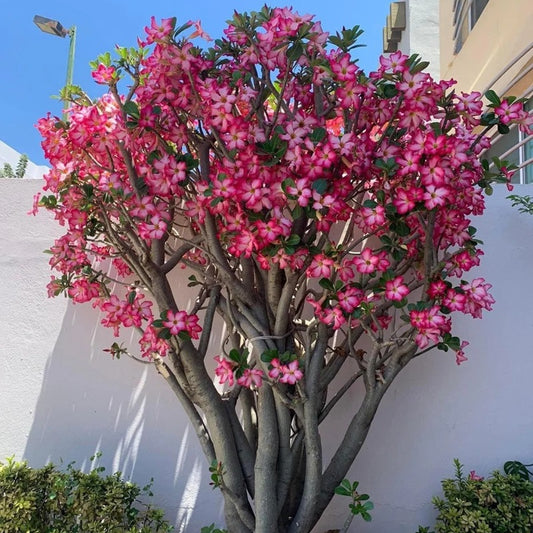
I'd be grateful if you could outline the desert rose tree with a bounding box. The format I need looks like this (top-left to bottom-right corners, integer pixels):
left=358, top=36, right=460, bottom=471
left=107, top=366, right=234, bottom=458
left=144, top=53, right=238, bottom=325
left=33, top=7, right=531, bottom=532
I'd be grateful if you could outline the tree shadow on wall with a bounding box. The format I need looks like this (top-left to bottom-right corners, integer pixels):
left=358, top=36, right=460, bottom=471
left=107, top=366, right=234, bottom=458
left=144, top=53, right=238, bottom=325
left=23, top=301, right=224, bottom=532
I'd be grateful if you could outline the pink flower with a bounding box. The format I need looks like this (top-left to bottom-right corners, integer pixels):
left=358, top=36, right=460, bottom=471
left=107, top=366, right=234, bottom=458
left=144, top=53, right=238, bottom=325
left=68, top=279, right=100, bottom=303
left=279, top=360, right=303, bottom=385
left=237, top=368, right=263, bottom=389
left=337, top=287, right=364, bottom=313
left=183, top=314, right=202, bottom=339
left=214, top=356, right=235, bottom=386
left=455, top=344, right=469, bottom=365
left=358, top=205, right=386, bottom=227
left=91, top=64, right=116, bottom=84
left=443, top=289, right=466, bottom=312
left=353, top=248, right=379, bottom=274
left=139, top=325, right=169, bottom=358
left=321, top=307, right=346, bottom=330
left=28, top=193, right=41, bottom=216
left=188, top=20, right=212, bottom=41
left=307, top=254, right=335, bottom=279
left=494, top=99, right=523, bottom=125
left=423, top=185, right=449, bottom=209
left=385, top=276, right=409, bottom=301
left=268, top=358, right=284, bottom=380
left=144, top=16, right=175, bottom=44
left=378, top=50, right=408, bottom=74
left=393, top=187, right=422, bottom=214
left=139, top=215, right=167, bottom=241
left=163, top=310, right=187, bottom=335
left=468, top=470, right=483, bottom=481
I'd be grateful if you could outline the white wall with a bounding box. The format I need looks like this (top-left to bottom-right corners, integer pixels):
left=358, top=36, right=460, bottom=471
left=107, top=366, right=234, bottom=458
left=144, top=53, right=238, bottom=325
left=395, top=0, right=440, bottom=80
left=0, top=179, right=224, bottom=530
left=1, top=179, right=533, bottom=532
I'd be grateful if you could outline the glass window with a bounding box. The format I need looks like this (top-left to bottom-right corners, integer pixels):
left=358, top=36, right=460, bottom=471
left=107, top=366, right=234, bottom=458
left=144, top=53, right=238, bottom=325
left=471, top=0, right=489, bottom=26
left=524, top=98, right=533, bottom=184
left=484, top=126, right=521, bottom=183
left=524, top=138, right=533, bottom=184
left=454, top=0, right=490, bottom=53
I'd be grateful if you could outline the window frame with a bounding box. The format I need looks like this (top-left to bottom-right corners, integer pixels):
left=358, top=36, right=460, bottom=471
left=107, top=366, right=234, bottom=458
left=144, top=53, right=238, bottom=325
left=453, top=0, right=489, bottom=54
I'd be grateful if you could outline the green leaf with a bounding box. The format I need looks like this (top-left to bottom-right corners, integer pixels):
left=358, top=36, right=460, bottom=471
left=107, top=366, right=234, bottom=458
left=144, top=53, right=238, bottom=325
left=147, top=150, right=161, bottom=165
left=382, top=83, right=398, bottom=98
left=158, top=328, right=172, bottom=340
left=447, top=336, right=461, bottom=351
left=188, top=275, right=201, bottom=287
left=292, top=205, right=304, bottom=219
left=503, top=460, right=531, bottom=480
left=335, top=486, right=352, bottom=497
left=391, top=221, right=411, bottom=237
left=319, top=278, right=335, bottom=291
left=485, top=89, right=501, bottom=106
left=312, top=178, right=329, bottom=195
left=123, top=100, right=140, bottom=119
left=328, top=35, right=344, bottom=49
left=178, top=330, right=191, bottom=341
left=228, top=349, right=242, bottom=364
left=285, top=234, right=300, bottom=246
left=309, top=127, right=327, bottom=144
left=479, top=112, right=499, bottom=126
left=261, top=349, right=279, bottom=363
left=498, top=123, right=510, bottom=135
left=363, top=501, right=374, bottom=511
left=286, top=41, right=304, bottom=62
left=410, top=60, right=430, bottom=74
left=282, top=177, right=296, bottom=193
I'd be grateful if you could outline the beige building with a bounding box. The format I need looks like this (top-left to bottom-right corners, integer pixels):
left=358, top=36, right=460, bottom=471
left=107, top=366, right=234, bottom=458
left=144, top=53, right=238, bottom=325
left=383, top=0, right=532, bottom=183
left=441, top=0, right=532, bottom=184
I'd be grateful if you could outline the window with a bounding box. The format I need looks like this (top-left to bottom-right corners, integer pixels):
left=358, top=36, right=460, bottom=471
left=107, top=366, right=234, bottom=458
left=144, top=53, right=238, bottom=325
left=453, top=0, right=490, bottom=53
left=470, top=0, right=489, bottom=26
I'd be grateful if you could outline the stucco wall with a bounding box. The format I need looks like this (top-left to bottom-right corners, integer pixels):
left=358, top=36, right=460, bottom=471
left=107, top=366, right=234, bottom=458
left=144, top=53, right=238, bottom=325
left=1, top=178, right=533, bottom=532
left=440, top=0, right=533, bottom=95
left=396, top=0, right=441, bottom=79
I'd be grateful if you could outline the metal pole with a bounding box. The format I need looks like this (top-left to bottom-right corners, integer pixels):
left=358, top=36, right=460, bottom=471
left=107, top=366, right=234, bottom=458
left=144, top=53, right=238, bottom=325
left=64, top=26, right=77, bottom=108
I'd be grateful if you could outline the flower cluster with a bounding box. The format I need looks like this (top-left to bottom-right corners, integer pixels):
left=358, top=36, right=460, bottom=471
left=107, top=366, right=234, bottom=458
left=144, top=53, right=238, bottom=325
left=214, top=356, right=264, bottom=389
left=214, top=354, right=303, bottom=389
left=33, top=7, right=532, bottom=375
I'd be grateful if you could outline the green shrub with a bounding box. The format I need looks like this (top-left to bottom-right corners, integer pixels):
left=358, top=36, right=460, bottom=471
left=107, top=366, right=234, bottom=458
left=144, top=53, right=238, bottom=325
left=430, top=459, right=533, bottom=533
left=0, top=456, right=173, bottom=532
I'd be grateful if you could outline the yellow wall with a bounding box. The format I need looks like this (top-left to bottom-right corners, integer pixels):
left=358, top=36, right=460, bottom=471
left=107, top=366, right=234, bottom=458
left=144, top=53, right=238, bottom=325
left=440, top=0, right=533, bottom=96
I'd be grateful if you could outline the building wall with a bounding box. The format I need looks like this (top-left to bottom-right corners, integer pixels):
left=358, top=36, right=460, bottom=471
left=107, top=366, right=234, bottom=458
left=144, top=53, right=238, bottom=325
left=2, top=179, right=533, bottom=532
left=440, top=0, right=533, bottom=95
left=383, top=0, right=441, bottom=79
left=400, top=0, right=440, bottom=79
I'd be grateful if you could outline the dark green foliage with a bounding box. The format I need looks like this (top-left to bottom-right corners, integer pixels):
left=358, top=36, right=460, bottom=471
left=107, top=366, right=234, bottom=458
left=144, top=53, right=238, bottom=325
left=508, top=194, right=533, bottom=215
left=430, top=459, right=533, bottom=533
left=201, top=525, right=228, bottom=533
left=0, top=456, right=173, bottom=532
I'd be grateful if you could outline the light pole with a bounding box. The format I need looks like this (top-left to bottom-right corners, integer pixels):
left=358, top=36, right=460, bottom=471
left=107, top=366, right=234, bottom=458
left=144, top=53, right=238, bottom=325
left=33, top=15, right=77, bottom=113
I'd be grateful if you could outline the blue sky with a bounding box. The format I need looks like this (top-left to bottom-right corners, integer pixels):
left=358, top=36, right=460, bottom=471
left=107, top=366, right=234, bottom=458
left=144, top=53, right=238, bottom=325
left=2, top=0, right=391, bottom=166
